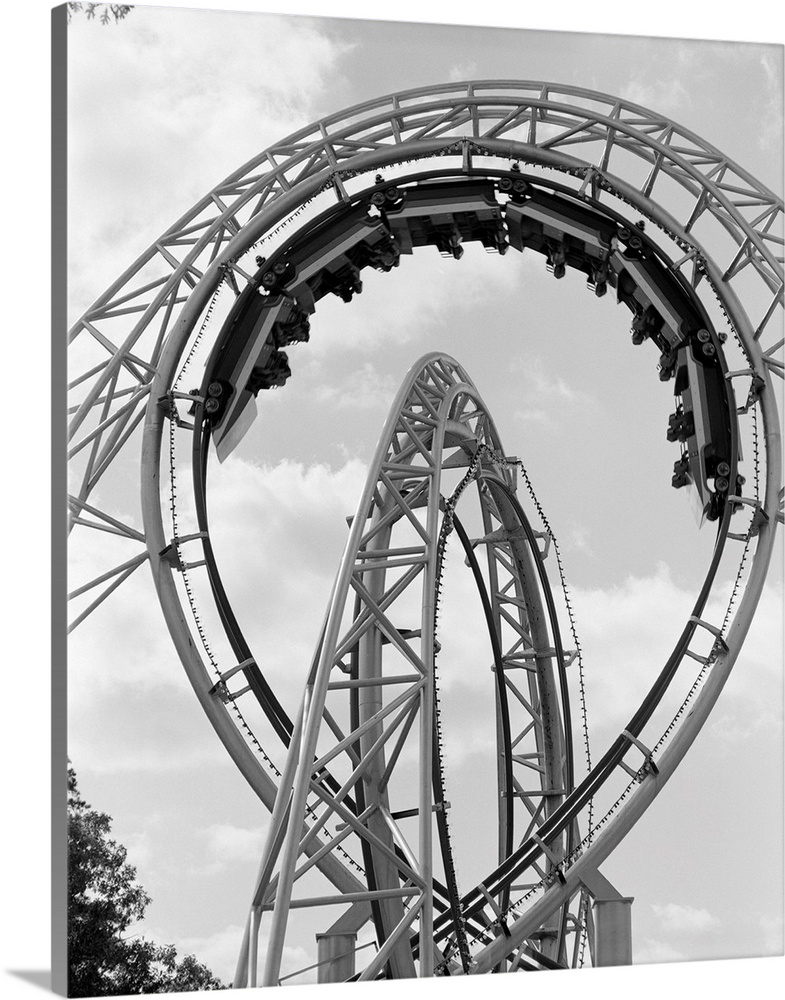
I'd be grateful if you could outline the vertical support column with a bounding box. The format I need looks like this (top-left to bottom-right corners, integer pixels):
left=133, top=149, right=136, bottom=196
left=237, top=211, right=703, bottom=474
left=592, top=898, right=633, bottom=967
left=357, top=515, right=418, bottom=979
left=419, top=442, right=446, bottom=979
left=580, top=868, right=633, bottom=967
left=249, top=906, right=262, bottom=984
left=316, top=932, right=358, bottom=983
left=417, top=647, right=434, bottom=976
left=233, top=910, right=253, bottom=988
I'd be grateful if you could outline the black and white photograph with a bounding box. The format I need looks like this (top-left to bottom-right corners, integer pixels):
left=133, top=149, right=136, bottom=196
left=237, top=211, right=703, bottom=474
left=19, top=1, right=785, bottom=997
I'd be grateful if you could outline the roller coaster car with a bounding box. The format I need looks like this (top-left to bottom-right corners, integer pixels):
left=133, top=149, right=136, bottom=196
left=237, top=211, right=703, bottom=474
left=247, top=350, right=291, bottom=393
left=207, top=289, right=307, bottom=399
left=501, top=190, right=735, bottom=525
left=611, top=241, right=703, bottom=355
left=382, top=180, right=508, bottom=257
left=201, top=287, right=306, bottom=461
left=203, top=204, right=400, bottom=462
left=504, top=189, right=617, bottom=288
left=257, top=203, right=399, bottom=304
left=668, top=330, right=734, bottom=523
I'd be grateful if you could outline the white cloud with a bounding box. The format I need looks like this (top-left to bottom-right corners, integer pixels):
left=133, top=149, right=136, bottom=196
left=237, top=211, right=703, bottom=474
left=68, top=9, right=351, bottom=318
left=702, top=581, right=784, bottom=748
left=69, top=454, right=376, bottom=777
left=634, top=938, right=687, bottom=965
left=568, top=525, right=593, bottom=556
left=619, top=39, right=735, bottom=116
left=169, top=921, right=315, bottom=986
left=172, top=922, right=248, bottom=986
left=522, top=356, right=595, bottom=404
left=448, top=61, right=478, bottom=83
left=311, top=360, right=399, bottom=410
left=194, top=822, right=268, bottom=876
left=203, top=456, right=369, bottom=618
left=514, top=407, right=549, bottom=424
left=67, top=514, right=199, bottom=711
left=121, top=828, right=155, bottom=871
left=759, top=913, right=784, bottom=953
left=623, top=77, right=690, bottom=115
left=564, top=562, right=695, bottom=735
left=67, top=684, right=223, bottom=777
left=652, top=902, right=721, bottom=933
left=561, top=564, right=783, bottom=746
left=301, top=240, right=533, bottom=356
left=757, top=51, right=784, bottom=151
left=202, top=822, right=265, bottom=858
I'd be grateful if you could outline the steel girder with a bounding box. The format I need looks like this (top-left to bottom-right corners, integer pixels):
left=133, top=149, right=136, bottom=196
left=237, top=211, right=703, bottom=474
left=236, top=353, right=579, bottom=983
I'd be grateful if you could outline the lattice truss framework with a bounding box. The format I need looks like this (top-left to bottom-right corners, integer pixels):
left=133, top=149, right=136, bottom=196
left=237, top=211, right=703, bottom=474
left=67, top=81, right=784, bottom=979
left=68, top=82, right=783, bottom=612
left=237, top=353, right=582, bottom=983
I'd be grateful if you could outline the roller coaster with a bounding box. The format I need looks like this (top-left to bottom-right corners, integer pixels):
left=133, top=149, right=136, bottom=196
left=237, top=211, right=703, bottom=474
left=67, top=81, right=783, bottom=984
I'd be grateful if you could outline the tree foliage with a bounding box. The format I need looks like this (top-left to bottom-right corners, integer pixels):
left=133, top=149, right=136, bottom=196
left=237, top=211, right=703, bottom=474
left=67, top=4, right=134, bottom=25
left=68, top=765, right=224, bottom=995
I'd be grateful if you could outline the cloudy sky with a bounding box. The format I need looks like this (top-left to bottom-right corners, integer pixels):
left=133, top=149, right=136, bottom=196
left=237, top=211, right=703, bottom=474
left=10, top=2, right=785, bottom=999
